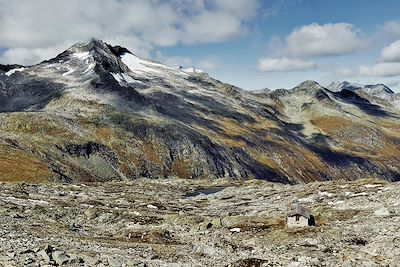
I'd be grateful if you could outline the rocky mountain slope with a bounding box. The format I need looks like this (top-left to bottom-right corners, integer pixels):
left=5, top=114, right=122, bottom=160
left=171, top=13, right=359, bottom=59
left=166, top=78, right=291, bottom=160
left=0, top=39, right=400, bottom=183
left=0, top=178, right=398, bottom=266
left=327, top=81, right=400, bottom=109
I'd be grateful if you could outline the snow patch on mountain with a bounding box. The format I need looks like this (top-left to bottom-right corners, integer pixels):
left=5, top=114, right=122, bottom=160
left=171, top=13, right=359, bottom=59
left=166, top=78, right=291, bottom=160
left=5, top=67, right=25, bottom=76
left=62, top=68, right=75, bottom=77
left=181, top=67, right=204, bottom=74
left=112, top=72, right=144, bottom=85
left=73, top=51, right=91, bottom=60
left=363, top=84, right=394, bottom=99
left=328, top=81, right=394, bottom=96
left=111, top=73, right=124, bottom=83
left=327, top=81, right=399, bottom=109
left=328, top=81, right=363, bottom=92
left=250, top=88, right=271, bottom=94
left=121, top=73, right=143, bottom=84
left=121, top=53, right=160, bottom=74
left=82, top=63, right=95, bottom=74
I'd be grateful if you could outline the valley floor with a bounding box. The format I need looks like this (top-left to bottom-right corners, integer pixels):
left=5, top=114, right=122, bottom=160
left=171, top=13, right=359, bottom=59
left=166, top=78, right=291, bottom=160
left=0, top=178, right=399, bottom=267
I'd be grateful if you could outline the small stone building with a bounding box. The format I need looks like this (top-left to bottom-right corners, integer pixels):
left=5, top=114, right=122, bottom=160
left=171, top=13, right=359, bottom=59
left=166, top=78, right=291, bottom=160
left=287, top=203, right=312, bottom=227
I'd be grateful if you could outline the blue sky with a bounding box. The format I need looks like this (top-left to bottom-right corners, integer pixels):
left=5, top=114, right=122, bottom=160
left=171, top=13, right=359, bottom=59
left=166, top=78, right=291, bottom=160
left=156, top=0, right=400, bottom=91
left=1, top=0, right=400, bottom=91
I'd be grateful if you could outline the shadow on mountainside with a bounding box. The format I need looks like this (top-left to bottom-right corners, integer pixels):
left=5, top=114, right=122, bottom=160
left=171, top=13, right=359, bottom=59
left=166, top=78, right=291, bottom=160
left=0, top=74, right=66, bottom=112
left=107, top=112, right=289, bottom=182
left=333, top=90, right=392, bottom=117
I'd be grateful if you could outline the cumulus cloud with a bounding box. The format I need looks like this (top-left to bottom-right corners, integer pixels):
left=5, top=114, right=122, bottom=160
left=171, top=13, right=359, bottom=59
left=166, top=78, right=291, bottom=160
left=0, top=0, right=259, bottom=65
left=283, top=23, right=362, bottom=57
left=358, top=63, right=400, bottom=77
left=257, top=57, right=316, bottom=72
left=385, top=80, right=400, bottom=88
left=377, top=20, right=400, bottom=38
left=198, top=55, right=219, bottom=70
left=258, top=22, right=362, bottom=73
left=337, top=63, right=400, bottom=77
left=0, top=44, right=71, bottom=65
left=155, top=51, right=219, bottom=71
left=155, top=51, right=192, bottom=68
left=380, top=40, right=400, bottom=62
left=336, top=36, right=400, bottom=78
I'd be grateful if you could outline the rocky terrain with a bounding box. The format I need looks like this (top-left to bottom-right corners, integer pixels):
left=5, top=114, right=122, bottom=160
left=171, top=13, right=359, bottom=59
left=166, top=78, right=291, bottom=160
left=327, top=81, right=400, bottom=109
left=0, top=178, right=398, bottom=266
left=0, top=39, right=399, bottom=183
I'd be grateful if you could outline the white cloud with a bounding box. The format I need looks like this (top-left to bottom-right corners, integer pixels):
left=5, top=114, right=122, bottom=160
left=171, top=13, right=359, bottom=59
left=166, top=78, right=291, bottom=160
left=359, top=63, right=400, bottom=77
left=337, top=37, right=400, bottom=78
left=337, top=63, right=400, bottom=78
left=283, top=23, right=362, bottom=57
left=257, top=57, right=316, bottom=72
left=385, top=80, right=400, bottom=88
left=155, top=52, right=219, bottom=71
left=378, top=20, right=400, bottom=38
left=0, top=0, right=259, bottom=65
left=198, top=55, right=219, bottom=70
left=0, top=44, right=70, bottom=66
left=380, top=40, right=400, bottom=62
left=155, top=51, right=192, bottom=68
left=335, top=68, right=358, bottom=78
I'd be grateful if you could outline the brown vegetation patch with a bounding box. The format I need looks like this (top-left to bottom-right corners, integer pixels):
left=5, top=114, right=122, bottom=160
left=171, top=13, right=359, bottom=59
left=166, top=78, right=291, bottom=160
left=3, top=114, right=76, bottom=140
left=231, top=218, right=285, bottom=233
left=226, top=258, right=269, bottom=267
left=254, top=140, right=330, bottom=182
left=141, top=142, right=163, bottom=165
left=124, top=229, right=179, bottom=245
left=310, top=116, right=352, bottom=133
left=171, top=159, right=192, bottom=179
left=0, top=145, right=53, bottom=182
left=329, top=209, right=362, bottom=221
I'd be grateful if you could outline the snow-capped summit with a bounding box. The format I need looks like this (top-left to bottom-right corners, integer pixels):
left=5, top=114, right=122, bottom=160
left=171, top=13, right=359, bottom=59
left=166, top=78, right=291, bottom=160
left=326, top=81, right=400, bottom=109
left=363, top=84, right=394, bottom=96
left=328, top=81, right=393, bottom=94
left=179, top=66, right=205, bottom=74
left=250, top=87, right=271, bottom=95
left=327, top=81, right=363, bottom=92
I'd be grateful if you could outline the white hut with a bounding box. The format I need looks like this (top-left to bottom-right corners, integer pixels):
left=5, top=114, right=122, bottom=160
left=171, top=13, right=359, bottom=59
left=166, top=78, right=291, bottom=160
left=287, top=203, right=311, bottom=228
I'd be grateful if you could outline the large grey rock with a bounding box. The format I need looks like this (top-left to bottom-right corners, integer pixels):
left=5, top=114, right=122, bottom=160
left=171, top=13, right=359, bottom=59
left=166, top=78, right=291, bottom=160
left=374, top=207, right=390, bottom=217
left=52, top=251, right=70, bottom=265
left=107, top=257, right=122, bottom=267
left=37, top=250, right=50, bottom=262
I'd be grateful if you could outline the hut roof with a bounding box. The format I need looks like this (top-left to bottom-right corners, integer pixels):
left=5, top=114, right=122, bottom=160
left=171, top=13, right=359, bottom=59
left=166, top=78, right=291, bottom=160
left=288, top=203, right=310, bottom=219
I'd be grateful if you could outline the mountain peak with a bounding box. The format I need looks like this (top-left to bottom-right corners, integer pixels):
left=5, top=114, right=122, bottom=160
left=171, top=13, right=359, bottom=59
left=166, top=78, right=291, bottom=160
left=294, top=80, right=324, bottom=90
left=250, top=87, right=271, bottom=94
left=67, top=38, right=107, bottom=53
left=46, top=39, right=139, bottom=75
left=328, top=81, right=363, bottom=92
left=65, top=39, right=133, bottom=58
left=364, top=83, right=394, bottom=94
left=327, top=81, right=395, bottom=101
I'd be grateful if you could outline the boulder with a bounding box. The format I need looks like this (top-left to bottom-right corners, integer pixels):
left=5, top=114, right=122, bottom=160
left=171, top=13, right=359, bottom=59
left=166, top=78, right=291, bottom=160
left=374, top=207, right=390, bottom=217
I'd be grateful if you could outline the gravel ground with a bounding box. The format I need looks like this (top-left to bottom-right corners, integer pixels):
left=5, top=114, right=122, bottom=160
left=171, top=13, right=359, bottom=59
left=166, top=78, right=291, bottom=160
left=0, top=178, right=399, bottom=266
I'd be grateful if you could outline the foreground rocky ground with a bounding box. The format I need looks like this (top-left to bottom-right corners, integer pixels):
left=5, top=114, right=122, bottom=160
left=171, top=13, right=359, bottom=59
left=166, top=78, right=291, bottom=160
left=0, top=178, right=398, bottom=267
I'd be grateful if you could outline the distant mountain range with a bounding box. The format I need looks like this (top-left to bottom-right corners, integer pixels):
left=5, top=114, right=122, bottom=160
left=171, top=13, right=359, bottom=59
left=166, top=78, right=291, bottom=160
left=327, top=81, right=400, bottom=108
left=0, top=39, right=399, bottom=183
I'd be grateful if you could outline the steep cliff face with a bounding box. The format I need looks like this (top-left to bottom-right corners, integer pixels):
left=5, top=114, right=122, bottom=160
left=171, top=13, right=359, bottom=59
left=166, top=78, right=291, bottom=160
left=0, top=40, right=399, bottom=183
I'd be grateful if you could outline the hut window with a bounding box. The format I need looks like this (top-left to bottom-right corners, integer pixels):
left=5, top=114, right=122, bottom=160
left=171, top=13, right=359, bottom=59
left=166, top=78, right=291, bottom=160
left=296, top=215, right=300, bottom=221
